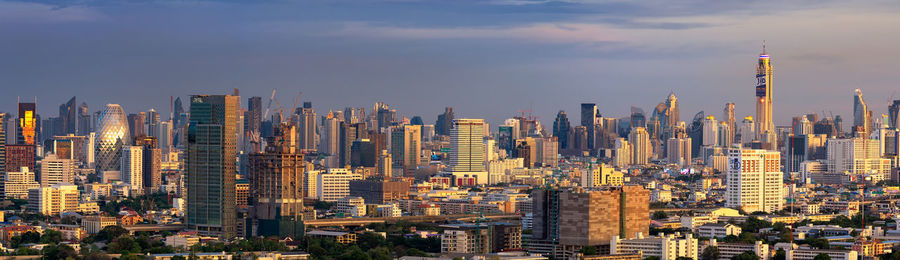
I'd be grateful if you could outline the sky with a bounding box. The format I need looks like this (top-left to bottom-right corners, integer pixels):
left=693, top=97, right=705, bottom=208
left=2, top=0, right=900, bottom=129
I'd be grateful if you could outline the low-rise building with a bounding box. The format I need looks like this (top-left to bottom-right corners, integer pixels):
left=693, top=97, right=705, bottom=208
left=82, top=215, right=117, bottom=234
left=707, top=239, right=769, bottom=260
left=165, top=232, right=201, bottom=249
left=696, top=223, right=741, bottom=239
left=610, top=233, right=699, bottom=260
left=306, top=230, right=357, bottom=244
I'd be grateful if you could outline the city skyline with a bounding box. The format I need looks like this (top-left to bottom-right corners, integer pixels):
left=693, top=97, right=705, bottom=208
left=3, top=1, right=900, bottom=127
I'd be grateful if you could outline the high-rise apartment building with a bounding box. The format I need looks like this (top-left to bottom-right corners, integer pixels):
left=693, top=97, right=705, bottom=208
left=27, top=183, right=79, bottom=215
left=740, top=116, right=755, bottom=144
left=724, top=102, right=735, bottom=145
left=3, top=167, right=40, bottom=199
left=628, top=127, right=650, bottom=165
left=0, top=113, right=6, bottom=175
left=135, top=136, right=161, bottom=194
left=121, top=146, right=144, bottom=195
left=755, top=48, right=774, bottom=141
left=826, top=137, right=891, bottom=178
left=702, top=116, right=718, bottom=147
left=726, top=148, right=784, bottom=213
left=391, top=125, right=421, bottom=177
left=315, top=168, right=362, bottom=201
left=249, top=123, right=307, bottom=237
left=40, top=153, right=75, bottom=186
left=666, top=137, right=692, bottom=167
left=319, top=111, right=342, bottom=167
left=186, top=95, right=239, bottom=238
left=296, top=102, right=317, bottom=152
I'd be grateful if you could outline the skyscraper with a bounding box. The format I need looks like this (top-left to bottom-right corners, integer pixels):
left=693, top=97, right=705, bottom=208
left=724, top=102, right=735, bottom=145
left=135, top=136, right=161, bottom=194
left=77, top=102, right=92, bottom=136
left=628, top=127, right=650, bottom=165
left=890, top=100, right=900, bottom=130
left=147, top=109, right=160, bottom=138
left=435, top=107, right=454, bottom=136
left=186, top=95, right=239, bottom=238
left=59, top=96, right=77, bottom=135
left=39, top=153, right=74, bottom=187
left=16, top=102, right=37, bottom=146
left=581, top=103, right=598, bottom=150
left=249, top=123, right=307, bottom=238
left=296, top=102, right=317, bottom=152
left=391, top=125, right=421, bottom=177
left=726, top=148, right=783, bottom=213
left=127, top=113, right=146, bottom=139
left=121, top=146, right=144, bottom=195
left=755, top=47, right=774, bottom=140
left=701, top=116, right=718, bottom=147
left=853, top=89, right=871, bottom=137
left=0, top=113, right=6, bottom=175
left=319, top=111, right=341, bottom=167
left=96, top=104, right=130, bottom=171
left=450, top=119, right=486, bottom=173
left=552, top=111, right=572, bottom=151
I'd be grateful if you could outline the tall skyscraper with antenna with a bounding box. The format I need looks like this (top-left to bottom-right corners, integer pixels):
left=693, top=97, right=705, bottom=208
left=756, top=42, right=775, bottom=140
left=755, top=44, right=774, bottom=141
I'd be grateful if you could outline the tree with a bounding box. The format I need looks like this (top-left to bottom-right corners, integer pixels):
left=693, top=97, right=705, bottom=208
left=774, top=249, right=786, bottom=260
left=700, top=246, right=720, bottom=260
left=813, top=253, right=831, bottom=260
left=644, top=256, right=661, bottom=260
left=39, top=229, right=63, bottom=244
left=581, top=246, right=598, bottom=255
left=368, top=247, right=392, bottom=260
left=731, top=251, right=759, bottom=260
left=42, top=244, right=78, bottom=259
left=653, top=211, right=668, bottom=220
left=95, top=226, right=129, bottom=242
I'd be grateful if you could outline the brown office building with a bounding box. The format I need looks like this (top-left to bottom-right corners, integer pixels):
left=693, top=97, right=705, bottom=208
left=6, top=145, right=35, bottom=173
left=532, top=185, right=649, bottom=247
left=349, top=178, right=410, bottom=204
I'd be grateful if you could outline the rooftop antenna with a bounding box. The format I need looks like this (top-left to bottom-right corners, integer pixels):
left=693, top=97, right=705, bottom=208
left=762, top=40, right=767, bottom=54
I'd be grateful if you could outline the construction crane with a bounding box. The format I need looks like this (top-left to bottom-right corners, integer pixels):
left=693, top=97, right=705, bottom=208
left=288, top=91, right=303, bottom=124
left=262, top=88, right=277, bottom=121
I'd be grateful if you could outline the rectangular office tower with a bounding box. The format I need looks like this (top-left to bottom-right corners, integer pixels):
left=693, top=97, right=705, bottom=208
left=725, top=148, right=784, bottom=213
left=186, top=95, right=239, bottom=238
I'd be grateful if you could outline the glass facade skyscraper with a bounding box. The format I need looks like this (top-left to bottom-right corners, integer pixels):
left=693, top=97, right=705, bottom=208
left=95, top=104, right=130, bottom=171
left=186, top=95, right=239, bottom=239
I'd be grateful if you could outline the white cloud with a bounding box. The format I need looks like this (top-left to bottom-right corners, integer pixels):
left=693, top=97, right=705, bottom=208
left=330, top=22, right=628, bottom=44
left=0, top=1, right=103, bottom=23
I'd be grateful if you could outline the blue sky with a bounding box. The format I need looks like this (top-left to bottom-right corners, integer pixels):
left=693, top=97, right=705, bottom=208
left=2, top=0, right=900, bottom=128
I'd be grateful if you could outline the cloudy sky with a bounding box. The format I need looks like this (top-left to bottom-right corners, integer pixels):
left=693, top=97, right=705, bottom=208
left=2, top=0, right=900, bottom=128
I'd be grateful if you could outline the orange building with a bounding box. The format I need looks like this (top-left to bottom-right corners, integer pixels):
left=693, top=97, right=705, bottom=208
left=117, top=215, right=145, bottom=226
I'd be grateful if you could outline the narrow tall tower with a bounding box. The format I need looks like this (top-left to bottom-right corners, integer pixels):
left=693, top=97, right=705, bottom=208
left=755, top=44, right=774, bottom=140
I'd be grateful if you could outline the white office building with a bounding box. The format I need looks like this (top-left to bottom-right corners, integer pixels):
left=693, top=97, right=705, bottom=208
left=726, top=148, right=784, bottom=213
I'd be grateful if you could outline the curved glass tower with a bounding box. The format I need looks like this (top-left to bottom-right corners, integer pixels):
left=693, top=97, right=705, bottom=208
left=96, top=104, right=130, bottom=171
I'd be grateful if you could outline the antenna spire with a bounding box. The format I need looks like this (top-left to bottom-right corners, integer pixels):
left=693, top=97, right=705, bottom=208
left=762, top=40, right=767, bottom=54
